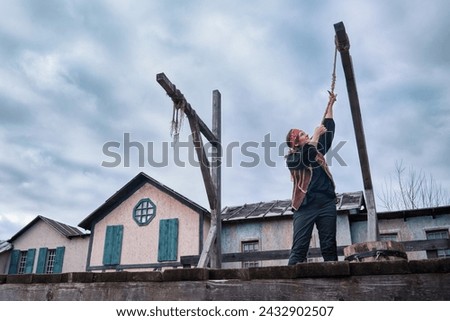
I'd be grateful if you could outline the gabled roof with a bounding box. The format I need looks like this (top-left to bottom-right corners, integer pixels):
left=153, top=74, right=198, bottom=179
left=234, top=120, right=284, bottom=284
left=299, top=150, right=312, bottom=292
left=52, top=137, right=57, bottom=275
left=78, top=172, right=210, bottom=230
left=221, top=191, right=366, bottom=222
left=8, top=215, right=87, bottom=242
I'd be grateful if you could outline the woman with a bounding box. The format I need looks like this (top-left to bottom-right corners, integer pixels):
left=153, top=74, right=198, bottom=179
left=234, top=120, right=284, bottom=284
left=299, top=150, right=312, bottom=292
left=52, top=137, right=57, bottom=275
left=285, top=92, right=338, bottom=264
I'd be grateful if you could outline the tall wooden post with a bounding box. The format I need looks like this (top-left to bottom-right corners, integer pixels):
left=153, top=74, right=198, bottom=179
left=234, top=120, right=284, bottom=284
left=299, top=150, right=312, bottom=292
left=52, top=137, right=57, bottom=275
left=156, top=73, right=222, bottom=268
left=211, top=90, right=222, bottom=268
left=334, top=22, right=379, bottom=242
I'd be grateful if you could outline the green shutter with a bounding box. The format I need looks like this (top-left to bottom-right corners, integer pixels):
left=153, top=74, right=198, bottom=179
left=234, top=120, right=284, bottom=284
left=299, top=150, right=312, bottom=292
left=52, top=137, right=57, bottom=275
left=8, top=250, right=20, bottom=274
left=158, top=219, right=178, bottom=261
left=24, top=248, right=36, bottom=274
left=111, top=226, right=123, bottom=265
left=103, top=226, right=114, bottom=265
left=53, top=247, right=65, bottom=273
left=36, top=248, right=48, bottom=273
left=103, top=225, right=123, bottom=265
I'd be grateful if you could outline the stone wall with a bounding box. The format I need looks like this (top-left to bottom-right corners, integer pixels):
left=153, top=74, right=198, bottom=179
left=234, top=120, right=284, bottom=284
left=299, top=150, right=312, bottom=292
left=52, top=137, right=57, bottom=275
left=1, top=259, right=449, bottom=301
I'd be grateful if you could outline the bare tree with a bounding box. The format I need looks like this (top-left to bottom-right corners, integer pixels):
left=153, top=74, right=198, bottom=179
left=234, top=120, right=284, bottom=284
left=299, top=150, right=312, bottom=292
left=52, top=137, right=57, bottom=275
left=378, top=160, right=450, bottom=211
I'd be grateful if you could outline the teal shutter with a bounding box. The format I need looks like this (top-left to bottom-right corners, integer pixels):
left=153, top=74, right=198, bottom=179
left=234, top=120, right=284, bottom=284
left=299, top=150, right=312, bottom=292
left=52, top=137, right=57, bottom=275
left=53, top=247, right=65, bottom=273
left=158, top=219, right=179, bottom=261
left=8, top=250, right=20, bottom=274
left=24, top=248, right=36, bottom=274
left=36, top=248, right=48, bottom=273
left=103, top=225, right=123, bottom=265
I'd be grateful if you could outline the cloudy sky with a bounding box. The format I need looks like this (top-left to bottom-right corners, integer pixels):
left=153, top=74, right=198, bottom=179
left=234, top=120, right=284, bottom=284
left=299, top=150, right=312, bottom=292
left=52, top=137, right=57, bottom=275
left=1, top=0, right=449, bottom=240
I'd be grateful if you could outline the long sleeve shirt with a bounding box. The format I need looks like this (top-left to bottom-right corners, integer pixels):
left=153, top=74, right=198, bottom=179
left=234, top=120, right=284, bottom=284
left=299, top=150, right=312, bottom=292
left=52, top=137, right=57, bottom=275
left=286, top=118, right=336, bottom=208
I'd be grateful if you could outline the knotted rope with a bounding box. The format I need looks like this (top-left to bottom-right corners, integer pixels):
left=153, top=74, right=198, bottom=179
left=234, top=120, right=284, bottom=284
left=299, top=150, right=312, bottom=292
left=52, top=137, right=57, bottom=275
left=169, top=89, right=186, bottom=142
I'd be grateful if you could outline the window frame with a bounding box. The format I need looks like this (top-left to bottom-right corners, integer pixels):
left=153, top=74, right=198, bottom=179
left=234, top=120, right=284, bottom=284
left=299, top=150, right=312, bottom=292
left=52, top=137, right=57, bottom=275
left=426, top=229, right=450, bottom=258
left=241, top=240, right=260, bottom=268
left=133, top=198, right=157, bottom=226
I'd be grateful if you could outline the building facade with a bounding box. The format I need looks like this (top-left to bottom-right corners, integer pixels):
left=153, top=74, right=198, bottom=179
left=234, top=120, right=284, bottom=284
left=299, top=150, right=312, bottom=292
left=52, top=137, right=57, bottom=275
left=78, top=172, right=211, bottom=271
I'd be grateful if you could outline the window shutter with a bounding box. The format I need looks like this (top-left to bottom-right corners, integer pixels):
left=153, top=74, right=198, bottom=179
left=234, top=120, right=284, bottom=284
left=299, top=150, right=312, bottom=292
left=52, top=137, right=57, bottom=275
left=25, top=248, right=36, bottom=274
left=8, top=250, right=20, bottom=274
left=36, top=248, right=48, bottom=273
left=103, top=225, right=123, bottom=265
left=53, top=247, right=65, bottom=273
left=158, top=219, right=179, bottom=261
left=103, top=226, right=114, bottom=265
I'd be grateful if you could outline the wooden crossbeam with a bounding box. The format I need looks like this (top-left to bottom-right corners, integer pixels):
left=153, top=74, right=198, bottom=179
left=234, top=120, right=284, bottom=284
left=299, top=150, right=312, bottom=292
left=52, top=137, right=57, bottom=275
left=156, top=73, right=218, bottom=145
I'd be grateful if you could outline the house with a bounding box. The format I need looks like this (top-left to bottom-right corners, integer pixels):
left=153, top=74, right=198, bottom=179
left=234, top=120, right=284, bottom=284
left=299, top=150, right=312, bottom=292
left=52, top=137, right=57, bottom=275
left=218, top=192, right=450, bottom=268
left=219, top=191, right=364, bottom=268
left=1, top=216, right=89, bottom=274
left=78, top=172, right=211, bottom=271
left=349, top=205, right=450, bottom=260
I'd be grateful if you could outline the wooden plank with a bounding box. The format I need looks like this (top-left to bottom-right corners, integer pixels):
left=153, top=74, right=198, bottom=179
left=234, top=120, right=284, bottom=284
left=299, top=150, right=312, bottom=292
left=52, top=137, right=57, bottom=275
left=402, top=238, right=450, bottom=251
left=181, top=239, right=449, bottom=265
left=334, top=21, right=379, bottom=242
left=197, top=225, right=216, bottom=268
left=187, top=115, right=217, bottom=210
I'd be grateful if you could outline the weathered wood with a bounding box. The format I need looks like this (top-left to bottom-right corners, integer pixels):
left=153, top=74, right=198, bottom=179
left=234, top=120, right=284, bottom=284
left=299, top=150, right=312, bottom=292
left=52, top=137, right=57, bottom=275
left=156, top=73, right=218, bottom=144
left=334, top=21, right=379, bottom=242
left=2, top=259, right=450, bottom=300
left=187, top=114, right=216, bottom=210
left=157, top=73, right=222, bottom=267
left=211, top=90, right=222, bottom=268
left=181, top=239, right=449, bottom=265
left=197, top=225, right=216, bottom=268
left=344, top=241, right=407, bottom=262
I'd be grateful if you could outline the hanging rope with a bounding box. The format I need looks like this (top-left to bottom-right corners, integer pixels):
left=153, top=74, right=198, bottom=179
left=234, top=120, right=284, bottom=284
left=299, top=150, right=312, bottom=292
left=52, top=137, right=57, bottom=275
left=330, top=40, right=338, bottom=95
left=170, top=95, right=186, bottom=142
left=321, top=39, right=338, bottom=124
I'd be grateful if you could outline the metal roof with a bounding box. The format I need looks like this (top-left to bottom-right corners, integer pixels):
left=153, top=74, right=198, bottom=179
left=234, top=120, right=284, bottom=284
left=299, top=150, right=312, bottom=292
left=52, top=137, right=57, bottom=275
left=39, top=216, right=87, bottom=238
left=9, top=215, right=87, bottom=242
left=221, top=191, right=365, bottom=222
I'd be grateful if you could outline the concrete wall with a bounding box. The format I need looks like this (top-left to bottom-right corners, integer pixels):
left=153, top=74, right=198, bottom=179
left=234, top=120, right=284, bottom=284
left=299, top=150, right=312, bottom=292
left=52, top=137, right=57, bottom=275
left=1, top=259, right=448, bottom=301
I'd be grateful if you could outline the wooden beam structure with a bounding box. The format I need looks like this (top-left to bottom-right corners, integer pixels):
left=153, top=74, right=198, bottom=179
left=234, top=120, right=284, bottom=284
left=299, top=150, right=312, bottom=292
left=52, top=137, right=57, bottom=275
left=334, top=22, right=379, bottom=242
left=156, top=73, right=222, bottom=268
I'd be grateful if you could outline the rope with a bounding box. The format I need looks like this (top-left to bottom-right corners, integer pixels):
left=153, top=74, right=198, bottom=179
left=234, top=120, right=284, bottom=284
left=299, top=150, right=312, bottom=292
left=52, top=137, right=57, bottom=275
left=170, top=89, right=186, bottom=142
left=320, top=39, right=338, bottom=124
left=330, top=42, right=338, bottom=95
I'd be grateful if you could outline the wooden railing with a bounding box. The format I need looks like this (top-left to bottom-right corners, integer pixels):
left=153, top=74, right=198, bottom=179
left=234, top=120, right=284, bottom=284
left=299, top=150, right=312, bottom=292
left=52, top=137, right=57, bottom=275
left=180, top=239, right=450, bottom=267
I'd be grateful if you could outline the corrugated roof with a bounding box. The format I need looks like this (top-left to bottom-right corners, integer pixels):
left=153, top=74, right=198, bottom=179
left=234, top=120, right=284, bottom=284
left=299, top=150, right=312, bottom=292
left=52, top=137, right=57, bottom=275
left=221, top=191, right=365, bottom=222
left=39, top=216, right=86, bottom=238
left=9, top=215, right=87, bottom=242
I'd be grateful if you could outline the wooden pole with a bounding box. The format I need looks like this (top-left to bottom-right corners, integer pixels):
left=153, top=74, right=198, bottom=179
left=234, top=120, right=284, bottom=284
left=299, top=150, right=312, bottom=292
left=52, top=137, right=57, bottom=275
left=156, top=73, right=222, bottom=268
left=211, top=90, right=222, bottom=268
left=334, top=22, right=379, bottom=242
